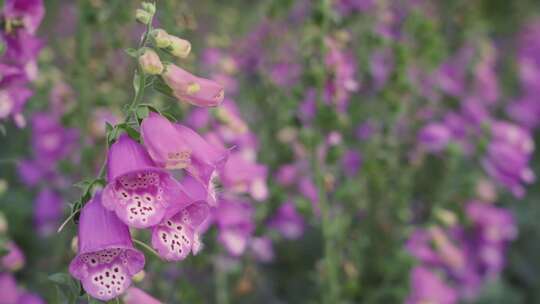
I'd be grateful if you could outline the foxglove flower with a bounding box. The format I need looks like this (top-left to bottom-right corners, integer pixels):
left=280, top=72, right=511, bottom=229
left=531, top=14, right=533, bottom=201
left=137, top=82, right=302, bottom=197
left=406, top=266, right=457, bottom=304
left=214, top=198, right=255, bottom=256
left=33, top=188, right=63, bottom=236
left=222, top=152, right=268, bottom=202
left=417, top=123, right=452, bottom=152
left=151, top=201, right=209, bottom=261
left=250, top=237, right=274, bottom=263
left=103, top=134, right=192, bottom=228
left=69, top=193, right=145, bottom=301
left=123, top=287, right=162, bottom=304
left=482, top=121, right=535, bottom=197
left=17, top=293, right=44, bottom=304
left=1, top=242, right=25, bottom=271
left=140, top=112, right=228, bottom=206
left=0, top=273, right=19, bottom=303
left=268, top=201, right=304, bottom=240
left=3, top=0, right=44, bottom=34
left=161, top=63, right=224, bottom=107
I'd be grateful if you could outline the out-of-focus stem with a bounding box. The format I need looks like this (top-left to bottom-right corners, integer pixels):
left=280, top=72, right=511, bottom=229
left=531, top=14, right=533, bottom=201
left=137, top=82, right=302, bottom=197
left=215, top=258, right=229, bottom=304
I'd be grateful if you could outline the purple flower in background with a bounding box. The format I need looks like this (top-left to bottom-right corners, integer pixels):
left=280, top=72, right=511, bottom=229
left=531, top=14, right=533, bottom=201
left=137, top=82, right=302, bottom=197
left=355, top=121, right=377, bottom=140
left=417, top=123, right=452, bottom=152
left=435, top=47, right=474, bottom=97
left=370, top=48, right=394, bottom=90
left=0, top=273, right=19, bottom=303
left=324, top=37, right=359, bottom=112
left=298, top=88, right=317, bottom=124
left=151, top=201, right=209, bottom=261
left=33, top=188, right=63, bottom=236
left=405, top=266, right=457, bottom=304
left=222, top=152, right=268, bottom=202
left=1, top=241, right=25, bottom=271
left=123, top=287, right=162, bottom=304
left=341, top=150, right=362, bottom=177
left=102, top=134, right=191, bottom=228
left=482, top=121, right=535, bottom=197
left=31, top=112, right=79, bottom=165
left=250, top=236, right=274, bottom=263
left=334, top=0, right=374, bottom=15
left=299, top=177, right=319, bottom=214
left=472, top=45, right=499, bottom=105
left=269, top=61, right=301, bottom=88
left=214, top=198, right=255, bottom=256
left=268, top=201, right=304, bottom=239
left=275, top=164, right=299, bottom=187
left=17, top=293, right=45, bottom=304
left=69, top=193, right=145, bottom=301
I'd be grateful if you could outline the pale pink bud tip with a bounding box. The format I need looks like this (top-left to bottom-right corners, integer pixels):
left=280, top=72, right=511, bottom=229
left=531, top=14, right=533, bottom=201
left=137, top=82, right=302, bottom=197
left=162, top=64, right=224, bottom=107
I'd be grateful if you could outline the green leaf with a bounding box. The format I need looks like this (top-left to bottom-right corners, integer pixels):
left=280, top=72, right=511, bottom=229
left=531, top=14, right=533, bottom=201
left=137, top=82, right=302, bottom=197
left=152, top=76, right=175, bottom=99
left=161, top=111, right=177, bottom=122
left=136, top=105, right=150, bottom=121
left=49, top=273, right=81, bottom=303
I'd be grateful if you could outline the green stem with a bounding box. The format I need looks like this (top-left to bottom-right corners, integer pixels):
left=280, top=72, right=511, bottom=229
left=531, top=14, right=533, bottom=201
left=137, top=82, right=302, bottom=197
left=215, top=258, right=229, bottom=304
left=133, top=239, right=161, bottom=259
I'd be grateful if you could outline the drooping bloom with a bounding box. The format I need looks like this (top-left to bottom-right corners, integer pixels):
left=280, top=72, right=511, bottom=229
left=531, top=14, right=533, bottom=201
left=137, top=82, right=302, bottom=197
left=151, top=200, right=209, bottom=261
left=33, top=188, right=63, bottom=236
left=69, top=193, right=145, bottom=301
left=249, top=236, right=274, bottom=263
left=123, top=287, right=162, bottom=304
left=405, top=266, right=457, bottom=304
left=161, top=63, right=224, bottom=107
left=324, top=37, right=359, bottom=112
left=141, top=113, right=228, bottom=206
left=221, top=152, right=268, bottom=202
left=31, top=112, right=79, bottom=165
left=1, top=242, right=25, bottom=271
left=102, top=134, right=192, bottom=228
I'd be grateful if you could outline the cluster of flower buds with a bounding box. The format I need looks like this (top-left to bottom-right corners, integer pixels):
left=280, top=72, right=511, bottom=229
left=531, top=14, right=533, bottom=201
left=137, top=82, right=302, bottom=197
left=0, top=0, right=44, bottom=127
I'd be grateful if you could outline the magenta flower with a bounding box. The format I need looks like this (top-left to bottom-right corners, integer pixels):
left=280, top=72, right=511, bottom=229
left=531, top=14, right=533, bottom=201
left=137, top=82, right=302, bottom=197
left=141, top=112, right=228, bottom=206
left=151, top=201, right=209, bottom=261
left=31, top=112, right=79, bottom=165
left=16, top=293, right=45, bottom=304
left=1, top=241, right=25, bottom=271
left=102, top=134, right=191, bottom=228
left=250, top=236, right=274, bottom=263
left=123, top=287, right=162, bottom=304
left=33, top=188, right=63, bottom=236
left=0, top=273, right=19, bottom=303
left=482, top=121, right=535, bottom=197
left=405, top=266, right=457, bottom=304
left=222, top=152, right=268, bottom=201
left=3, top=0, right=44, bottom=34
left=341, top=150, right=362, bottom=177
left=268, top=201, right=304, bottom=240
left=417, top=123, right=452, bottom=152
left=161, top=63, right=224, bottom=107
left=214, top=198, right=255, bottom=256
left=69, top=193, right=145, bottom=301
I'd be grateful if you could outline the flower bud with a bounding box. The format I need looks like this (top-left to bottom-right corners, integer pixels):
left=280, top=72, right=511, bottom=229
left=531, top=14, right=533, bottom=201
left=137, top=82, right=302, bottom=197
left=151, top=29, right=172, bottom=48
left=135, top=9, right=152, bottom=25
left=141, top=2, right=156, bottom=15
left=168, top=36, right=192, bottom=58
left=138, top=48, right=163, bottom=75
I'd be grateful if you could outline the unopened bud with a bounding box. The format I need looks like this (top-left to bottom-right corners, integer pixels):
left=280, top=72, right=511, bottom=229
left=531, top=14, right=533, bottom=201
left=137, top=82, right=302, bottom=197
left=136, top=9, right=152, bottom=25
left=168, top=36, right=191, bottom=58
left=141, top=2, right=156, bottom=15
left=151, top=29, right=171, bottom=48
left=138, top=48, right=163, bottom=75
left=133, top=270, right=146, bottom=282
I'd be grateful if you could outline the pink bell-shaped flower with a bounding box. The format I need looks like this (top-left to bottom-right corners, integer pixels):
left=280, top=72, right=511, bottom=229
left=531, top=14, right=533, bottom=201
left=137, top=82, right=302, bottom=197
left=103, top=134, right=192, bottom=228
left=68, top=193, right=145, bottom=301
